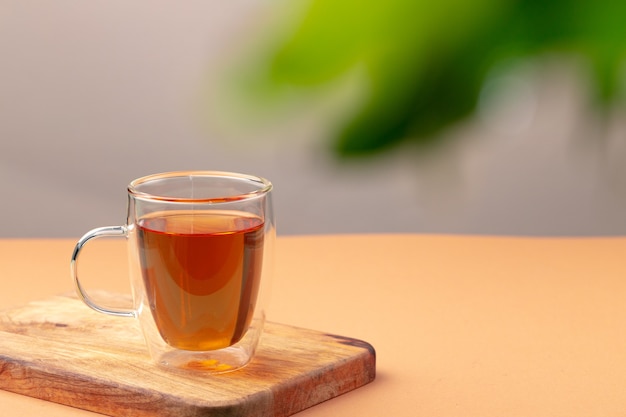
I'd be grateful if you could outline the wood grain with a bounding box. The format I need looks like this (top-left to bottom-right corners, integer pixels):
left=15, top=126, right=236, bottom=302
left=0, top=293, right=375, bottom=417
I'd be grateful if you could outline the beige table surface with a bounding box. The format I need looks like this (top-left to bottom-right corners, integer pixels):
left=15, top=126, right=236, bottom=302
left=1, top=234, right=626, bottom=416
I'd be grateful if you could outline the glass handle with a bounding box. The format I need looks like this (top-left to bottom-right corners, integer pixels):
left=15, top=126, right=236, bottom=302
left=70, top=225, right=136, bottom=318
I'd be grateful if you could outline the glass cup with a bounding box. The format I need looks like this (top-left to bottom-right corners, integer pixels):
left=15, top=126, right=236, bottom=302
left=71, top=171, right=274, bottom=372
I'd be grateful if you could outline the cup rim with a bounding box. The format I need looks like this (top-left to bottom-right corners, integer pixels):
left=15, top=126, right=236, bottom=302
left=127, top=170, right=273, bottom=203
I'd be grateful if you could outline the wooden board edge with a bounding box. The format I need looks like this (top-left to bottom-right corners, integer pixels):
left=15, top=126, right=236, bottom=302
left=0, top=331, right=259, bottom=417
left=272, top=333, right=376, bottom=417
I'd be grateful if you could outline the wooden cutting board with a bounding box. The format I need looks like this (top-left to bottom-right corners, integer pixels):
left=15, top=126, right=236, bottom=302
left=0, top=293, right=375, bottom=417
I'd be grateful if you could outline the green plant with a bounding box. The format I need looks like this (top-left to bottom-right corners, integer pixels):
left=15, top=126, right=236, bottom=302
left=225, top=0, right=626, bottom=156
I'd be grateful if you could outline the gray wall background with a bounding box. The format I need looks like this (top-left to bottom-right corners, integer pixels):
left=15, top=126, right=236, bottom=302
left=2, top=1, right=626, bottom=238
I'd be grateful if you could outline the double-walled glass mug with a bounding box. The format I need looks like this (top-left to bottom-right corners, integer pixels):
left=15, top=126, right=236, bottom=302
left=71, top=171, right=274, bottom=372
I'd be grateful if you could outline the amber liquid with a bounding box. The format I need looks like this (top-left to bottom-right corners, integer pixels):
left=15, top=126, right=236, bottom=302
left=137, top=210, right=264, bottom=351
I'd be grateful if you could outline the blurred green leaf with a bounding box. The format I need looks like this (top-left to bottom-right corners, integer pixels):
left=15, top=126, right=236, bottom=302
left=224, top=0, right=626, bottom=156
